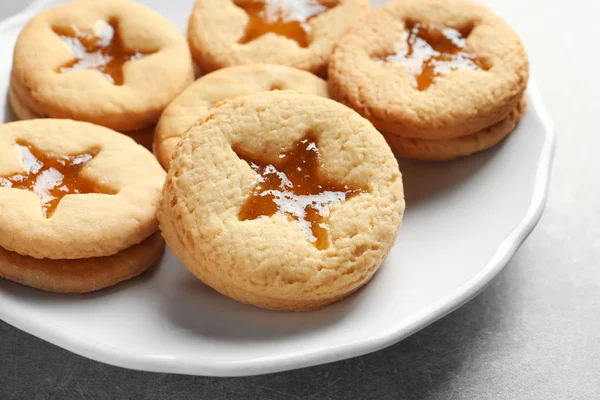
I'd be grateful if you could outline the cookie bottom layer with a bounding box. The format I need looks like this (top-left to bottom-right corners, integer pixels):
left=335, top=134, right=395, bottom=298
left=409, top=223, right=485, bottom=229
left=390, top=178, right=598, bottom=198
left=0, top=231, right=165, bottom=293
left=384, top=96, right=528, bottom=161
left=8, top=85, right=155, bottom=150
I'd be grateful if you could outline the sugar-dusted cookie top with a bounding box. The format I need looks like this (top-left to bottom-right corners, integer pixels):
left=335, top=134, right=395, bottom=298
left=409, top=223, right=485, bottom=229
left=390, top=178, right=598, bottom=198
left=328, top=0, right=529, bottom=139
left=0, top=119, right=165, bottom=259
left=12, top=0, right=193, bottom=132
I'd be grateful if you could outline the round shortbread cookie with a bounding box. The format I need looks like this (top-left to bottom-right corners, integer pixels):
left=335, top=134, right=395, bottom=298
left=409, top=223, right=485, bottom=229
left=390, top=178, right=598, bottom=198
left=385, top=95, right=527, bottom=160
left=328, top=0, right=529, bottom=139
left=154, top=64, right=329, bottom=170
left=0, top=119, right=165, bottom=260
left=11, top=0, right=194, bottom=133
left=158, top=91, right=405, bottom=311
left=0, top=231, right=165, bottom=293
left=187, top=0, right=368, bottom=77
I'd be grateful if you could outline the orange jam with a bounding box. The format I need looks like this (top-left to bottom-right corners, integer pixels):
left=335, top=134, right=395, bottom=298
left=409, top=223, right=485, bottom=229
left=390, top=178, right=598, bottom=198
left=0, top=143, right=114, bottom=218
left=234, top=0, right=334, bottom=47
left=375, top=22, right=483, bottom=90
left=54, top=20, right=148, bottom=85
left=237, top=137, right=363, bottom=249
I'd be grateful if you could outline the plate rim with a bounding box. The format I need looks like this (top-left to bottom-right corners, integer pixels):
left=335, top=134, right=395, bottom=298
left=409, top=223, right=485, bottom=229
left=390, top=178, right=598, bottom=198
left=0, top=2, right=556, bottom=377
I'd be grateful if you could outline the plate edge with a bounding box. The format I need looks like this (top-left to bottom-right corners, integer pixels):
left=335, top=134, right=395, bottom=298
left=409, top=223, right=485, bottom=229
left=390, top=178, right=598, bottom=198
left=0, top=1, right=557, bottom=377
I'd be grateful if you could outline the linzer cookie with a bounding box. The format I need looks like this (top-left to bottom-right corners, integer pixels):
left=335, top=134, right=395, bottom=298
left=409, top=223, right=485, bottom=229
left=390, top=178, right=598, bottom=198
left=158, top=91, right=405, bottom=311
left=187, top=0, right=368, bottom=76
left=154, top=64, right=329, bottom=170
left=0, top=119, right=166, bottom=292
left=10, top=0, right=194, bottom=149
left=328, top=0, right=529, bottom=160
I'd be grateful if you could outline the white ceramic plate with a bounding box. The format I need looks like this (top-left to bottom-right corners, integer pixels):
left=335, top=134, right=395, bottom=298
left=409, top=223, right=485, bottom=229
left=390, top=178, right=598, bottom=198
left=0, top=0, right=555, bottom=377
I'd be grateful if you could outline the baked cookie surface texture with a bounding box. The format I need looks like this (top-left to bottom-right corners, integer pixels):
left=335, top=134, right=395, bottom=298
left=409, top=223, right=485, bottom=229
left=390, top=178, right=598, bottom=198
left=154, top=64, right=329, bottom=170
left=158, top=91, right=405, bottom=311
left=328, top=0, right=529, bottom=160
left=187, top=0, right=368, bottom=76
left=10, top=0, right=194, bottom=147
left=0, top=120, right=166, bottom=293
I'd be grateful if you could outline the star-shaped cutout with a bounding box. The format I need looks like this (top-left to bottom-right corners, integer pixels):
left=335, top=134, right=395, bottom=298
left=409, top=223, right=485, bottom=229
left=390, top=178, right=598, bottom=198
left=0, top=142, right=115, bottom=218
left=236, top=136, right=363, bottom=249
left=375, top=22, right=486, bottom=90
left=235, top=0, right=335, bottom=48
left=54, top=20, right=150, bottom=85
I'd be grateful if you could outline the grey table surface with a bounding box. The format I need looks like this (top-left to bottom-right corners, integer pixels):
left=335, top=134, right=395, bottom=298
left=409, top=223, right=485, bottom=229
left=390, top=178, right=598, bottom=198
left=2, top=0, right=600, bottom=399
